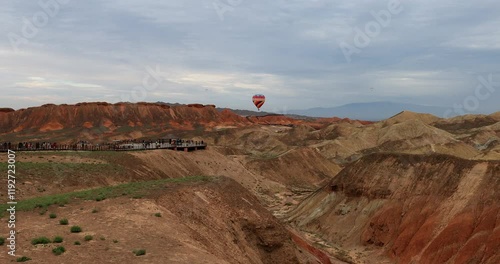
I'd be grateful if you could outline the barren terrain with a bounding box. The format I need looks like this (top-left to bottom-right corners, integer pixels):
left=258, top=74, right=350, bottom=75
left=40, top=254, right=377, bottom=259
left=1, top=103, right=499, bottom=263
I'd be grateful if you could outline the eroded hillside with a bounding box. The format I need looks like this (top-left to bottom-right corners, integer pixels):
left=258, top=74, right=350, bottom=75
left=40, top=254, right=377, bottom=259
left=287, top=154, right=500, bottom=264
left=0, top=177, right=315, bottom=264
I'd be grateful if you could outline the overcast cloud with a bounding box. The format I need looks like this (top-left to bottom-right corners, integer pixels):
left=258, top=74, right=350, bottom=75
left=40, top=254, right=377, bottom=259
left=1, top=0, right=499, bottom=113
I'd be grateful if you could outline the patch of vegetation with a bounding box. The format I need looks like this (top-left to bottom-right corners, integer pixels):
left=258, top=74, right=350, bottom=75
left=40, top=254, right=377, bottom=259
left=154, top=213, right=162, bottom=217
left=113, top=239, right=118, bottom=243
left=92, top=208, right=99, bottom=213
left=115, top=126, right=136, bottom=133
left=95, top=195, right=106, bottom=202
left=53, top=236, right=63, bottom=243
left=59, top=218, right=68, bottom=225
left=70, top=226, right=82, bottom=233
left=0, top=162, right=121, bottom=179
left=0, top=237, right=4, bottom=245
left=133, top=249, right=146, bottom=256
left=52, top=246, right=66, bottom=256
left=84, top=235, right=93, bottom=241
left=49, top=213, right=57, bottom=219
left=0, top=176, right=211, bottom=217
left=16, top=256, right=31, bottom=262
left=100, top=236, right=105, bottom=241
left=250, top=152, right=281, bottom=160
left=31, top=237, right=51, bottom=245
left=74, top=241, right=81, bottom=245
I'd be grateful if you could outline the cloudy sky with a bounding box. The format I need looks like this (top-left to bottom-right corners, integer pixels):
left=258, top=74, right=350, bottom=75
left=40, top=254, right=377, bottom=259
left=1, top=0, right=499, bottom=113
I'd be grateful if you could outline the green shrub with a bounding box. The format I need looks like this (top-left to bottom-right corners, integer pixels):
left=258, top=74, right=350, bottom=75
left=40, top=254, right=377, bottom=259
left=52, top=246, right=66, bottom=256
left=31, top=237, right=51, bottom=245
left=133, top=249, right=146, bottom=256
left=92, top=208, right=99, bottom=213
left=53, top=236, right=63, bottom=243
left=16, top=256, right=31, bottom=262
left=49, top=213, right=57, bottom=219
left=59, top=218, right=68, bottom=225
left=100, top=236, right=105, bottom=241
left=84, top=235, right=93, bottom=241
left=70, top=226, right=82, bottom=233
left=113, top=239, right=118, bottom=243
left=74, top=241, right=81, bottom=245
left=95, top=195, right=106, bottom=201
left=0, top=237, right=4, bottom=245
left=154, top=213, right=162, bottom=217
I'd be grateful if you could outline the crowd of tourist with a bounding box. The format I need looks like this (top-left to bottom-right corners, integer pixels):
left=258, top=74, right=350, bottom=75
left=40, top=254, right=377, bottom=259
left=0, top=138, right=206, bottom=151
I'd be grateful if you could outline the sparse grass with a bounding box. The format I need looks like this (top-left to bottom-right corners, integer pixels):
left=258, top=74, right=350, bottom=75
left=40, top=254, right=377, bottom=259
left=250, top=152, right=281, bottom=160
left=16, top=256, right=31, bottom=262
left=31, top=237, right=51, bottom=245
left=70, top=226, right=82, bottom=233
left=52, top=246, right=66, bottom=256
left=84, top=235, right=93, bottom=241
left=154, top=213, right=162, bottom=217
left=59, top=218, right=68, bottom=225
left=49, top=213, right=57, bottom=219
left=133, top=249, right=146, bottom=256
left=74, top=241, right=81, bottom=245
left=53, top=236, right=63, bottom=243
left=0, top=176, right=211, bottom=217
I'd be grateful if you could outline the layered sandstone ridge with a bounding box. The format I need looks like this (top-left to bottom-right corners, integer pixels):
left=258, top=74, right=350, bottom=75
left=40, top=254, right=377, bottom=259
left=288, top=153, right=500, bottom=264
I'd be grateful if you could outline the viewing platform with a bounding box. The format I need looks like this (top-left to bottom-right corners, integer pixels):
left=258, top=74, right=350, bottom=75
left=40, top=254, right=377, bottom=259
left=0, top=141, right=207, bottom=152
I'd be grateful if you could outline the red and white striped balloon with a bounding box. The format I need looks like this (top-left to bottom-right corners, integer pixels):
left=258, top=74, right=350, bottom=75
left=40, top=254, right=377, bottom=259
left=252, top=94, right=265, bottom=111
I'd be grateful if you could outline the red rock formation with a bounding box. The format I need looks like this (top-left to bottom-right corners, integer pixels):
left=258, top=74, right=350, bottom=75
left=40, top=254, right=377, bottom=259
left=187, top=103, right=205, bottom=108
left=0, top=102, right=243, bottom=134
left=0, top=102, right=371, bottom=140
left=288, top=154, right=500, bottom=264
left=289, top=230, right=332, bottom=264
left=0, top=108, right=15, bottom=113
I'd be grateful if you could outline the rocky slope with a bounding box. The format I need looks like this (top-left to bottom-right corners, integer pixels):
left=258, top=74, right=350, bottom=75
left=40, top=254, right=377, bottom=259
left=0, top=177, right=313, bottom=264
left=287, top=153, right=500, bottom=264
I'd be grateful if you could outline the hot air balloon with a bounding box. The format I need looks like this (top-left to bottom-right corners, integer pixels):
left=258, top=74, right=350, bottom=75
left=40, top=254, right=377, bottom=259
left=252, top=94, right=265, bottom=111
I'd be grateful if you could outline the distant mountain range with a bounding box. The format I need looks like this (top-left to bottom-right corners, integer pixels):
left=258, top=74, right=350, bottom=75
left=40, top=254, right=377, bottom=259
left=286, top=102, right=453, bottom=121
left=215, top=108, right=314, bottom=120
left=166, top=101, right=494, bottom=121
